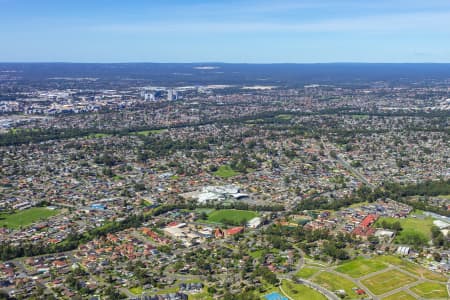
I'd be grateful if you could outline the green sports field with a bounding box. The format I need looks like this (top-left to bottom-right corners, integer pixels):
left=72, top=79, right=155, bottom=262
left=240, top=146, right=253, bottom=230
left=335, top=257, right=387, bottom=278
left=361, top=269, right=417, bottom=295
left=410, top=282, right=448, bottom=299
left=207, top=209, right=258, bottom=225
left=0, top=207, right=60, bottom=229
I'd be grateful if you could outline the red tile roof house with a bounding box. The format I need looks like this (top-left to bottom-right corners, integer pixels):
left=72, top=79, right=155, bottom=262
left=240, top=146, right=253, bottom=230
left=224, top=226, right=244, bottom=237
left=352, top=214, right=378, bottom=238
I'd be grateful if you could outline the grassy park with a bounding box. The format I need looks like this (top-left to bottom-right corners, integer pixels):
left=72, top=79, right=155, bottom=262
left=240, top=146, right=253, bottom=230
left=0, top=207, right=59, bottom=229
left=213, top=165, right=240, bottom=178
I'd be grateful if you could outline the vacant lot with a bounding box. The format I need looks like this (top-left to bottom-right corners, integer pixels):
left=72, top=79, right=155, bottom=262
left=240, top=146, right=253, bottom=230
left=336, top=257, right=387, bottom=278
left=312, top=272, right=361, bottom=299
left=207, top=209, right=258, bottom=225
left=410, top=282, right=448, bottom=299
left=281, top=280, right=326, bottom=300
left=296, top=267, right=319, bottom=279
left=373, top=256, right=448, bottom=282
left=382, top=291, right=415, bottom=300
left=361, top=269, right=417, bottom=295
left=0, top=207, right=59, bottom=229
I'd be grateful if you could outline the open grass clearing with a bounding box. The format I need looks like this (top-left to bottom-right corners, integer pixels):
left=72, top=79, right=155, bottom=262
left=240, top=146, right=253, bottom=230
left=410, top=282, right=448, bottom=299
left=0, top=207, right=60, bottom=229
left=280, top=280, right=327, bottom=300
left=335, top=257, right=387, bottom=278
left=361, top=269, right=417, bottom=295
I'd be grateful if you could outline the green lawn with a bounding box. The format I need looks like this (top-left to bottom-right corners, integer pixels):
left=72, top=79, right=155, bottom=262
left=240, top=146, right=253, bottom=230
left=0, top=207, right=60, bottom=229
left=312, top=272, right=362, bottom=299
left=130, top=286, right=143, bottom=295
left=335, top=257, right=388, bottom=278
left=361, top=269, right=417, bottom=295
left=207, top=209, right=258, bottom=225
left=249, top=249, right=265, bottom=259
left=250, top=249, right=279, bottom=259
left=410, top=282, right=448, bottom=299
left=213, top=165, right=240, bottom=178
left=382, top=291, right=416, bottom=300
left=295, top=267, right=319, bottom=279
left=281, top=280, right=326, bottom=300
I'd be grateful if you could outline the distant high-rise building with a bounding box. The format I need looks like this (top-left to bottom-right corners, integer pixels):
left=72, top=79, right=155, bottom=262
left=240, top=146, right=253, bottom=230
left=167, top=89, right=177, bottom=101
left=144, top=93, right=155, bottom=101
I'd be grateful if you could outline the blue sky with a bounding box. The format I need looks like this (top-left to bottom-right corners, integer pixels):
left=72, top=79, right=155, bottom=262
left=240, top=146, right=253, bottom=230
left=1, top=0, right=450, bottom=62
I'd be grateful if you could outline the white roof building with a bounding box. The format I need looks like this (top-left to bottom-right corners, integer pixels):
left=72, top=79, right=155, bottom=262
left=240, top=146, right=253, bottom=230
left=433, top=220, right=450, bottom=230
left=396, top=246, right=410, bottom=256
left=247, top=217, right=262, bottom=229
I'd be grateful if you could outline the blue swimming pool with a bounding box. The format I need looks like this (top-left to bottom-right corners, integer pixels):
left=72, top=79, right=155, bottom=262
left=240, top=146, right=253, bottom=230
left=264, top=292, right=288, bottom=300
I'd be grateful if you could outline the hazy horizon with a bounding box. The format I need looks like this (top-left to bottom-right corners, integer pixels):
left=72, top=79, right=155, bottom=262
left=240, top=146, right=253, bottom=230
left=1, top=0, right=450, bottom=63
